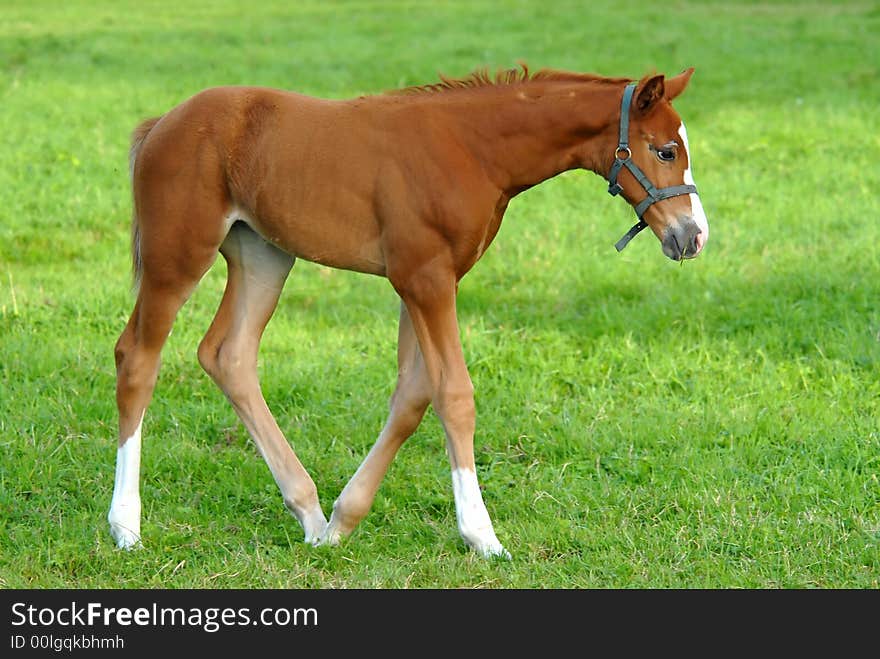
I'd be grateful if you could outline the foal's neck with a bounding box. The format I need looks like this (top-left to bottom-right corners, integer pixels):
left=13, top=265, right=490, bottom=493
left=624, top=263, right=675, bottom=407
left=445, top=80, right=623, bottom=196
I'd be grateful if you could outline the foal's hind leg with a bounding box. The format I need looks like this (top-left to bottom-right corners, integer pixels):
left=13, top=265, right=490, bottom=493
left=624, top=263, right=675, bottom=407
left=320, top=301, right=431, bottom=545
left=110, top=248, right=219, bottom=548
left=197, top=223, right=327, bottom=543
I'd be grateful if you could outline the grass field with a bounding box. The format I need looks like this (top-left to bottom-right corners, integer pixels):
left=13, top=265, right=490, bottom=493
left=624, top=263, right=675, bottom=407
left=1, top=0, right=879, bottom=588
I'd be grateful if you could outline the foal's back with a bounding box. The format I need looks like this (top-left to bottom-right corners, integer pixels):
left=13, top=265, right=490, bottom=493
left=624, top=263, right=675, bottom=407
left=135, top=86, right=411, bottom=275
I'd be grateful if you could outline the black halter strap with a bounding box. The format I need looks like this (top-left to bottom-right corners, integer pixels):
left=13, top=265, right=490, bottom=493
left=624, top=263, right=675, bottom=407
left=608, top=83, right=698, bottom=252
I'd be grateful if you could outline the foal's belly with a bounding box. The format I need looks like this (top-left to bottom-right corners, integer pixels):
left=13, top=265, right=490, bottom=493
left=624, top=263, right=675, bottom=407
left=238, top=204, right=387, bottom=277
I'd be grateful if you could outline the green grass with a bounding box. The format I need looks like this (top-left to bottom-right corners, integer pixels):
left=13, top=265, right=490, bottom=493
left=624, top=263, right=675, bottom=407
left=1, top=0, right=879, bottom=588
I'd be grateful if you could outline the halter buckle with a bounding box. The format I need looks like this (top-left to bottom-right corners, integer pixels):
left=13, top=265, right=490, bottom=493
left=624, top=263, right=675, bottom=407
left=607, top=181, right=623, bottom=196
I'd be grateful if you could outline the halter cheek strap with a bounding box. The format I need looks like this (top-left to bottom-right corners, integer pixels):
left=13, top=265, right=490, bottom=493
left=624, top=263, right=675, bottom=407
left=608, top=83, right=699, bottom=252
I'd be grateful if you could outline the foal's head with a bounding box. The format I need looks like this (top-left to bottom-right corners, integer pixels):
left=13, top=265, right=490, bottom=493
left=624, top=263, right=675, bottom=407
left=606, top=68, right=709, bottom=260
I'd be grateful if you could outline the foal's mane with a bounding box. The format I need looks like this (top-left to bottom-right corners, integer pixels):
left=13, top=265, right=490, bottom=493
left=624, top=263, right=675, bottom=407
left=390, top=63, right=624, bottom=96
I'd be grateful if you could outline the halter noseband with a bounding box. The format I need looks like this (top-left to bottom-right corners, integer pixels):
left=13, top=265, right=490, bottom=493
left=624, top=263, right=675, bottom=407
left=608, top=83, right=698, bottom=252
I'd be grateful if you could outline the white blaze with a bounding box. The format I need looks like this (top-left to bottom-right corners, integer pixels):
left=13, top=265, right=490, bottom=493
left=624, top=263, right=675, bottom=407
left=678, top=122, right=709, bottom=245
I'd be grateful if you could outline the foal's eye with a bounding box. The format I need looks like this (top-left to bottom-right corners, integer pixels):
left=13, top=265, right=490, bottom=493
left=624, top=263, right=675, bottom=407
left=657, top=148, right=676, bottom=162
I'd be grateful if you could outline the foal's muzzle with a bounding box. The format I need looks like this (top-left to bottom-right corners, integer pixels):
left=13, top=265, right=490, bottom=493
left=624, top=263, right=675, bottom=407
left=662, top=218, right=704, bottom=261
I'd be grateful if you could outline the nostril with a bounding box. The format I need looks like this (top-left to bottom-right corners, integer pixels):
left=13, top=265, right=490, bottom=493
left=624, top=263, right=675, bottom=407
left=693, top=230, right=704, bottom=253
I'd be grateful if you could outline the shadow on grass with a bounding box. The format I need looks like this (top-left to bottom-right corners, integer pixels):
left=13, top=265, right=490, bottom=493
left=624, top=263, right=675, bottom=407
left=457, top=252, right=879, bottom=368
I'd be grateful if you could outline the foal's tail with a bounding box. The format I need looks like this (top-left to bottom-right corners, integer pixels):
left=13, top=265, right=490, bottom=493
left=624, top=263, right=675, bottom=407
left=128, top=116, right=162, bottom=292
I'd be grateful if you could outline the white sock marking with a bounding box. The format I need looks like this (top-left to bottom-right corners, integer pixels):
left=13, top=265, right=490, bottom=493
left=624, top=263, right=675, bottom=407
left=678, top=122, right=709, bottom=245
left=451, top=468, right=510, bottom=558
left=108, top=416, right=143, bottom=549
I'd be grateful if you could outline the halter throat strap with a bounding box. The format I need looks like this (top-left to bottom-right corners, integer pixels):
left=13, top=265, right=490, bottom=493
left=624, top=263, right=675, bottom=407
left=607, top=83, right=698, bottom=252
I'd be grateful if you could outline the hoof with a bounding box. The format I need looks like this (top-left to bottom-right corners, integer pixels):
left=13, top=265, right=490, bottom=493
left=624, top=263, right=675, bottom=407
left=108, top=503, right=141, bottom=550
left=109, top=523, right=142, bottom=550
left=298, top=508, right=329, bottom=546
left=471, top=539, right=511, bottom=560
left=315, top=510, right=354, bottom=547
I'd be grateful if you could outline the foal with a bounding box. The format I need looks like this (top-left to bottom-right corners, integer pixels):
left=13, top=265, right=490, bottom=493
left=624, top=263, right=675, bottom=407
left=109, top=65, right=708, bottom=558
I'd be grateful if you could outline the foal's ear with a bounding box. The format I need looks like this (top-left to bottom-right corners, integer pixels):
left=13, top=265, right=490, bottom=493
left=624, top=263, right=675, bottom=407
left=635, top=74, right=665, bottom=115
left=664, top=67, right=695, bottom=101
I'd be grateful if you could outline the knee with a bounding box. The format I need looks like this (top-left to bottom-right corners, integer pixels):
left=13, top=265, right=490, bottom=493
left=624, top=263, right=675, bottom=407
left=431, top=382, right=476, bottom=440
left=395, top=405, right=425, bottom=438
left=388, top=388, right=430, bottom=437
left=433, top=381, right=475, bottom=419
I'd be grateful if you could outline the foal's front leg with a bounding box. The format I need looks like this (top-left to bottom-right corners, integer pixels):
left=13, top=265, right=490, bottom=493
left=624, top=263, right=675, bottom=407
left=398, top=273, right=509, bottom=558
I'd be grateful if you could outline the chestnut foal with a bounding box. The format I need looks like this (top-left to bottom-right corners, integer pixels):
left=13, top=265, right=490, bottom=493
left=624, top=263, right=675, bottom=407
left=109, top=65, right=708, bottom=558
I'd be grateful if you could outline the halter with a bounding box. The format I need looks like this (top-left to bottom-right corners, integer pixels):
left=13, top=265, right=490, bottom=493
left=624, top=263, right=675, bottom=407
left=608, top=83, right=698, bottom=252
